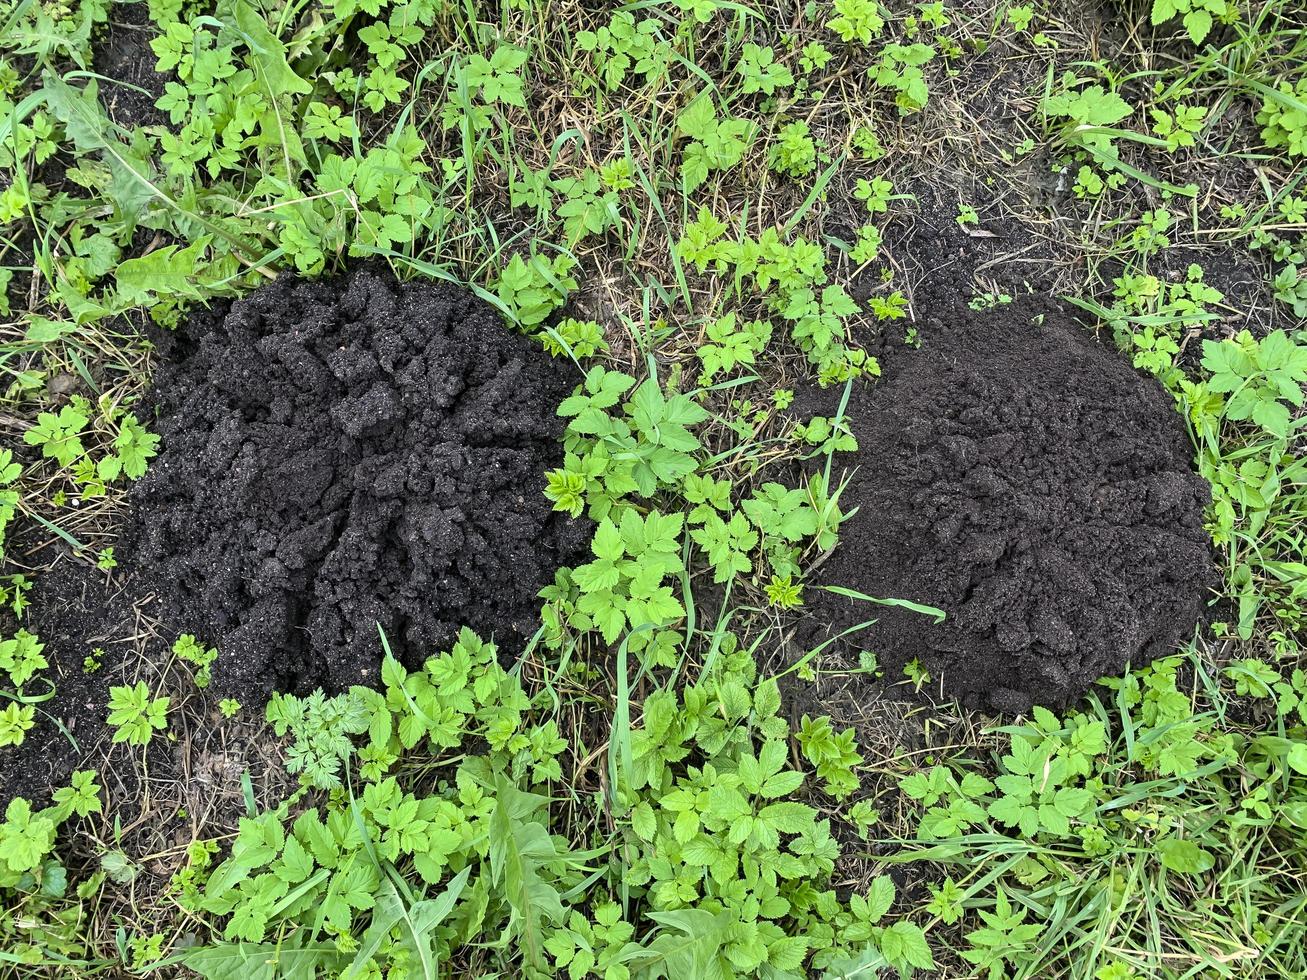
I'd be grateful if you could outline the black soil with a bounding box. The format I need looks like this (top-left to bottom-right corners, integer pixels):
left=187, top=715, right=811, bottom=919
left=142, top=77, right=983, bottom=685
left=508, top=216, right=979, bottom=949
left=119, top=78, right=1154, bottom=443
left=0, top=558, right=139, bottom=810
left=128, top=265, right=587, bottom=696
left=800, top=299, right=1215, bottom=713
left=93, top=0, right=169, bottom=130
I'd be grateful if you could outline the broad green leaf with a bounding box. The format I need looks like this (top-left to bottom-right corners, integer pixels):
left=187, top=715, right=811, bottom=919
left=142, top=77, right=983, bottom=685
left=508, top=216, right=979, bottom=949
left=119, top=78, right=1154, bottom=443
left=638, top=908, right=734, bottom=977
left=630, top=800, right=657, bottom=841
left=879, top=921, right=933, bottom=970
left=114, top=239, right=210, bottom=307
left=22, top=316, right=77, bottom=343
left=488, top=779, right=565, bottom=969
left=230, top=0, right=312, bottom=96
left=181, top=941, right=342, bottom=980
left=864, top=875, right=895, bottom=923
left=822, top=945, right=890, bottom=979
left=1157, top=837, right=1215, bottom=875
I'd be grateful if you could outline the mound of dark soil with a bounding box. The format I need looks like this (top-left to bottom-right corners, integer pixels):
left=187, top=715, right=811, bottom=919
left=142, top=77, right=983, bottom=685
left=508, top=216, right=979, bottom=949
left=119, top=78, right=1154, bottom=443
left=129, top=265, right=587, bottom=695
left=801, top=299, right=1215, bottom=712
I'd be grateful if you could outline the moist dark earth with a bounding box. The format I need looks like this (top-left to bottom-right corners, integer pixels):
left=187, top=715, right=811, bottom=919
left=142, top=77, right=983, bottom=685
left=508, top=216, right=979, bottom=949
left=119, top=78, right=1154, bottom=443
left=128, top=265, right=587, bottom=695
left=800, top=298, right=1216, bottom=712
left=0, top=267, right=585, bottom=808
left=0, top=560, right=133, bottom=809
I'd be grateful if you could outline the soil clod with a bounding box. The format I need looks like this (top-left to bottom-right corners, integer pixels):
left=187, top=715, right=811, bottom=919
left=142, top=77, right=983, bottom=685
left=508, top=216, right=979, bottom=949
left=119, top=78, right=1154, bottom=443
left=801, top=299, right=1215, bottom=712
left=129, top=265, right=587, bottom=696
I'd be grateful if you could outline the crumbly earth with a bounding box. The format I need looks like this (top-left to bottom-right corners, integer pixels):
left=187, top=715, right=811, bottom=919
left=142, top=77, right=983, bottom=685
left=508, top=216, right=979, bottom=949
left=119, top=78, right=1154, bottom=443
left=128, top=265, right=588, bottom=695
left=0, top=559, right=134, bottom=810
left=800, top=299, right=1216, bottom=712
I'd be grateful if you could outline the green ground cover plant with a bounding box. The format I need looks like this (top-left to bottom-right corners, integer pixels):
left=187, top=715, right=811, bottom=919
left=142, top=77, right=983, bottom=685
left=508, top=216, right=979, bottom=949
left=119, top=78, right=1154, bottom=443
left=1, top=0, right=1306, bottom=976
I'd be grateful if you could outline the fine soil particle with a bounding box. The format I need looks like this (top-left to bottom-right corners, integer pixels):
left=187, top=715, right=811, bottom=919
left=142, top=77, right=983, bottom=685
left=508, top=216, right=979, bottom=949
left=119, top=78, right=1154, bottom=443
left=128, top=265, right=588, bottom=696
left=799, top=298, right=1216, bottom=713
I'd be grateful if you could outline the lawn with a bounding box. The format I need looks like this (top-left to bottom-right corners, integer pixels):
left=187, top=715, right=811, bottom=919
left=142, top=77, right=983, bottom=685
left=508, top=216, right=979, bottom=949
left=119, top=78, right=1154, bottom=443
left=1, top=0, right=1306, bottom=977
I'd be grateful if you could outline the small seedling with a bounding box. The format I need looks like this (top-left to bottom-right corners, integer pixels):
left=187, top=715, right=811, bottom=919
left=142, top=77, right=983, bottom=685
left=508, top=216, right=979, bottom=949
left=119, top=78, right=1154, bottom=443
left=799, top=41, right=832, bottom=74
left=107, top=682, right=170, bottom=746
left=969, top=291, right=1013, bottom=310
left=765, top=574, right=804, bottom=608
left=850, top=224, right=883, bottom=262
left=0, top=629, right=46, bottom=691
left=0, top=704, right=35, bottom=747
left=1008, top=5, right=1034, bottom=31
left=173, top=634, right=218, bottom=689
left=826, top=0, right=885, bottom=44
left=770, top=119, right=819, bottom=177
left=737, top=43, right=793, bottom=96
left=796, top=714, right=864, bottom=798
left=903, top=658, right=932, bottom=690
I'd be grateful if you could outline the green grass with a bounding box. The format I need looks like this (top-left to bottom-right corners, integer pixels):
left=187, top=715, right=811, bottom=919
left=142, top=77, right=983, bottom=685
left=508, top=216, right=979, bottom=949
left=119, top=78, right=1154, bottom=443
left=1, top=0, right=1306, bottom=977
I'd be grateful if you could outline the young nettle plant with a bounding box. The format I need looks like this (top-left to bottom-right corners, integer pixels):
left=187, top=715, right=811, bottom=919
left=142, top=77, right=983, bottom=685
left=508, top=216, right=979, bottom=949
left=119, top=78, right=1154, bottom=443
left=537, top=317, right=608, bottom=360
left=1108, top=264, right=1225, bottom=381
left=826, top=0, right=885, bottom=45
left=1200, top=329, right=1307, bottom=440
left=736, top=43, right=793, bottom=96
left=1150, top=0, right=1233, bottom=46
left=563, top=508, right=687, bottom=644
left=107, top=682, right=170, bottom=746
left=1257, top=76, right=1307, bottom=160
left=675, top=212, right=881, bottom=381
left=463, top=43, right=530, bottom=108
left=545, top=367, right=709, bottom=520
left=793, top=415, right=858, bottom=456
left=0, top=702, right=35, bottom=749
left=495, top=251, right=579, bottom=328
left=0, top=629, right=46, bottom=748
left=1071, top=163, right=1124, bottom=198
left=23, top=401, right=89, bottom=469
left=513, top=163, right=628, bottom=245
left=765, top=574, right=804, bottom=609
left=853, top=175, right=895, bottom=215
left=1150, top=103, right=1207, bottom=151
left=576, top=10, right=671, bottom=92
left=696, top=312, right=773, bottom=385
left=0, top=629, right=46, bottom=691
left=795, top=714, right=864, bottom=798
left=1043, top=75, right=1135, bottom=167
left=553, top=171, right=625, bottom=244
left=849, top=224, right=883, bottom=263
left=898, top=650, right=1307, bottom=976
left=1, top=771, right=101, bottom=892
left=871, top=43, right=936, bottom=113
left=690, top=510, right=759, bottom=585
left=181, top=631, right=574, bottom=974
left=799, top=41, right=833, bottom=74
left=19, top=394, right=158, bottom=498
left=620, top=639, right=934, bottom=977
left=676, top=91, right=756, bottom=193
left=742, top=476, right=847, bottom=578
left=1273, top=263, right=1307, bottom=317
left=769, top=119, right=819, bottom=177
